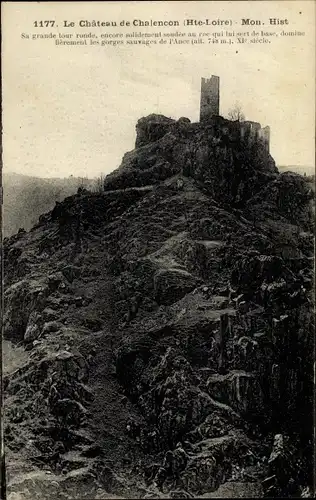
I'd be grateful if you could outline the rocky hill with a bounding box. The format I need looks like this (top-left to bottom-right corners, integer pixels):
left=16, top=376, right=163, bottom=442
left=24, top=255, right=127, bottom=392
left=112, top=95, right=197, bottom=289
left=3, top=114, right=314, bottom=499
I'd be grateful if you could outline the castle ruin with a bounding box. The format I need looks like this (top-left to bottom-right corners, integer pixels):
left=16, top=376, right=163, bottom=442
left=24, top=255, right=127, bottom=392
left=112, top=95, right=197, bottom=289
left=200, top=76, right=220, bottom=122
left=200, top=75, right=270, bottom=153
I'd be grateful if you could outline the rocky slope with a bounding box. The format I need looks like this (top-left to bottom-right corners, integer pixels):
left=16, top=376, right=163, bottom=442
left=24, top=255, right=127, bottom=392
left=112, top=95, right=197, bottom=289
left=3, top=114, right=314, bottom=499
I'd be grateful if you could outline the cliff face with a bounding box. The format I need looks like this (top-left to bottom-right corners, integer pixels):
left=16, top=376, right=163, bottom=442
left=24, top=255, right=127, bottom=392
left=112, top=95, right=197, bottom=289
left=3, top=115, right=314, bottom=499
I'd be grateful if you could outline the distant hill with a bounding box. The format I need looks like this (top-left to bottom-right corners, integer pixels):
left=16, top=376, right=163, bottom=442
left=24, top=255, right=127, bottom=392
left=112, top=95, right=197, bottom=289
left=278, top=165, right=314, bottom=176
left=2, top=172, right=93, bottom=237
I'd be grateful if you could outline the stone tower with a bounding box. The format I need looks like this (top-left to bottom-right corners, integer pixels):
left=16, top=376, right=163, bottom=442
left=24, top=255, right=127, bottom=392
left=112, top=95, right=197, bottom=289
left=200, top=75, right=220, bottom=122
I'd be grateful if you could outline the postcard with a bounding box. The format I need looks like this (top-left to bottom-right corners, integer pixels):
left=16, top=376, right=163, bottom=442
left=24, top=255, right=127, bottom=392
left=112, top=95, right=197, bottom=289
left=1, top=1, right=315, bottom=499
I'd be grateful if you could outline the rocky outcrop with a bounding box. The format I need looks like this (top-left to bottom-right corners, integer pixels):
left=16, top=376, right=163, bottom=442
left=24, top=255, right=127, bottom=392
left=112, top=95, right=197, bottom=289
left=104, top=114, right=277, bottom=209
left=135, top=114, right=175, bottom=148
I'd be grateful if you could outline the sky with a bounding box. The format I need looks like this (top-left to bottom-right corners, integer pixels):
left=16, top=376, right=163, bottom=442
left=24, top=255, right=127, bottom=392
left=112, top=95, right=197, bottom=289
left=2, top=1, right=315, bottom=178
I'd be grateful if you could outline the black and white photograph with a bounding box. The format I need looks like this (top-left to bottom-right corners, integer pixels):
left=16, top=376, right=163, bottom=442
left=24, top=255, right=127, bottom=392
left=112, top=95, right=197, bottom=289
left=1, top=1, right=315, bottom=499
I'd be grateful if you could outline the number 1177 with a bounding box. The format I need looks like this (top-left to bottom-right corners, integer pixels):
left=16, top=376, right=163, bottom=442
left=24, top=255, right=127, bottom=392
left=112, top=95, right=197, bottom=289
left=34, top=21, right=56, bottom=27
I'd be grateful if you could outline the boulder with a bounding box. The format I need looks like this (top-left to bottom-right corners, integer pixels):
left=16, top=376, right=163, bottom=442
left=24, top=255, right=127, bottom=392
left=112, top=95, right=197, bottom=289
left=61, top=265, right=82, bottom=283
left=135, top=114, right=175, bottom=148
left=61, top=467, right=98, bottom=497
left=52, top=398, right=88, bottom=425
left=3, top=279, right=48, bottom=341
left=154, top=268, right=200, bottom=306
left=206, top=371, right=265, bottom=417
left=47, top=272, right=67, bottom=292
left=262, top=433, right=294, bottom=496
left=42, top=308, right=59, bottom=322
left=24, top=323, right=41, bottom=343
left=42, top=321, right=62, bottom=335
left=92, top=462, right=131, bottom=495
left=24, top=311, right=42, bottom=342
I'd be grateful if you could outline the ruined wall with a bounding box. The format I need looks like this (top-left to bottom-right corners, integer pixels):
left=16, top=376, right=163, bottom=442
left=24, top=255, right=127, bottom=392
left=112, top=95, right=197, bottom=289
left=259, top=126, right=270, bottom=153
left=200, top=76, right=220, bottom=122
left=205, top=117, right=270, bottom=153
left=240, top=121, right=270, bottom=152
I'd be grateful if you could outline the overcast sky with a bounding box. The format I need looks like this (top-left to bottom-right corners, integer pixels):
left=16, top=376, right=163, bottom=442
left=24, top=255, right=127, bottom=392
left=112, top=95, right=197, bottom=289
left=2, top=1, right=315, bottom=178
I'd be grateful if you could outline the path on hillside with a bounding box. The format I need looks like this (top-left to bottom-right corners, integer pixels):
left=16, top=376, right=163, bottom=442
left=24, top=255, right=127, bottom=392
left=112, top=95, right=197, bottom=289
left=73, top=248, right=148, bottom=497
left=103, top=185, right=154, bottom=195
